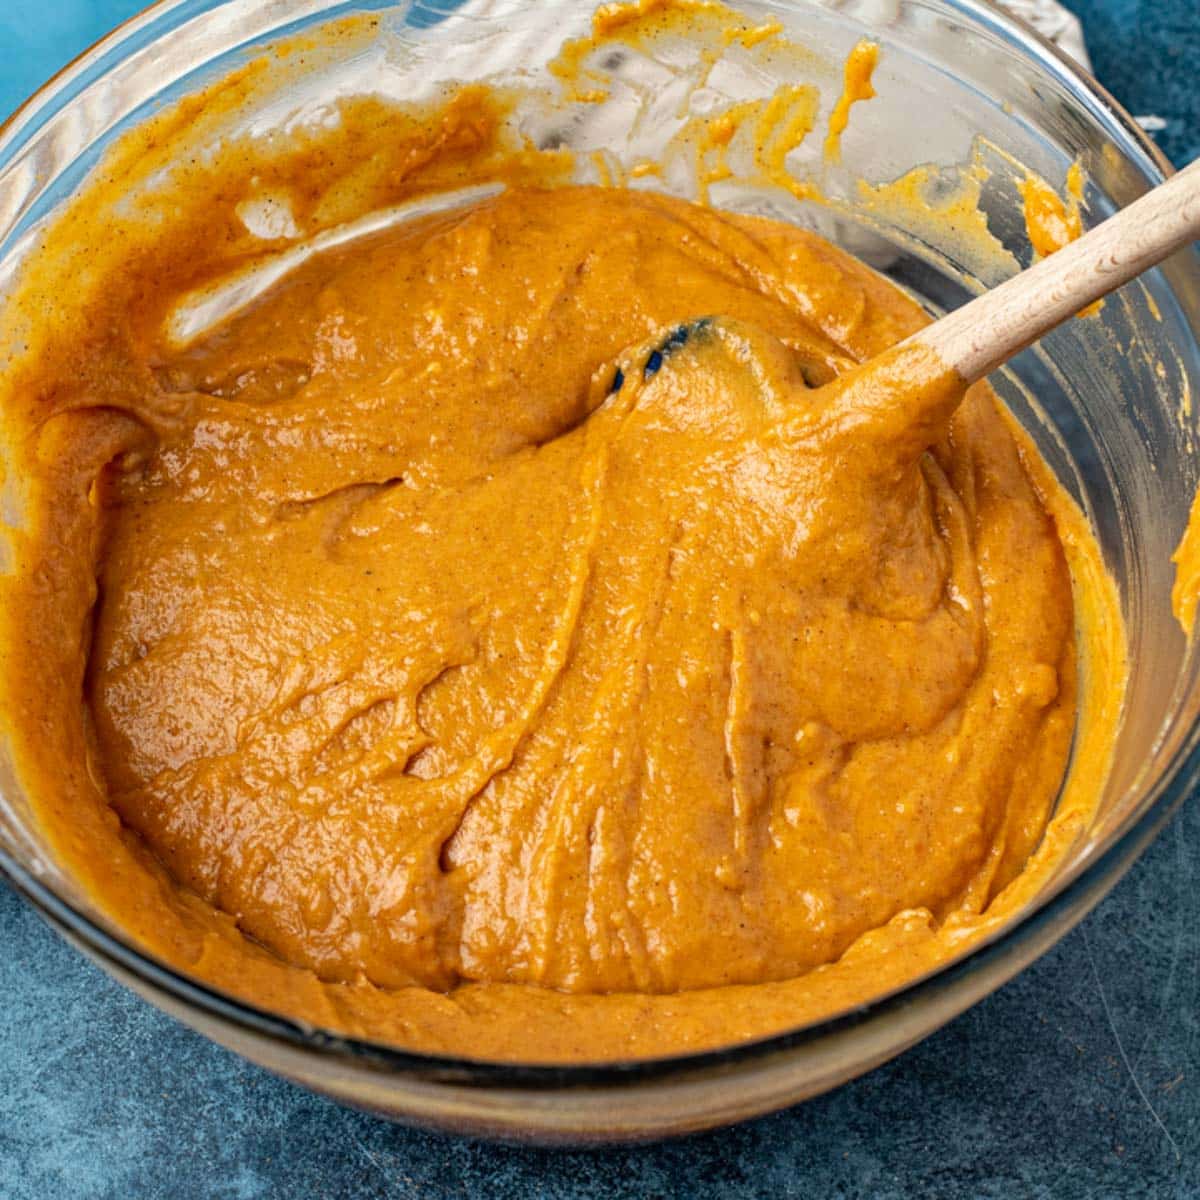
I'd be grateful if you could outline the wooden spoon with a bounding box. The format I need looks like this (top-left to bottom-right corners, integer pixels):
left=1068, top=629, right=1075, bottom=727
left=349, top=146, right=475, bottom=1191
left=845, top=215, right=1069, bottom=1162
left=910, top=157, right=1200, bottom=384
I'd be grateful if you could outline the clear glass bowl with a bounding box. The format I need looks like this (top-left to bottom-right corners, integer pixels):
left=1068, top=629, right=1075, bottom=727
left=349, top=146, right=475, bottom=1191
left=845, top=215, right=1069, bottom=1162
left=1, top=0, right=1198, bottom=1145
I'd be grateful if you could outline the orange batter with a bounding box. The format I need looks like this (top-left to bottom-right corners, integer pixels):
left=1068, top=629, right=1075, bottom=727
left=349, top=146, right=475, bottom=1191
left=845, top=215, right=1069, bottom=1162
left=0, top=9, right=1125, bottom=1062
left=824, top=39, right=879, bottom=163
left=1020, top=163, right=1085, bottom=259
left=82, top=181, right=1072, bottom=997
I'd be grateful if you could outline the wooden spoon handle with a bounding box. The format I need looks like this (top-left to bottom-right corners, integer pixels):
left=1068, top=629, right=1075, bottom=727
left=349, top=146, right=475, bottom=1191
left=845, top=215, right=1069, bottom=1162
left=911, top=157, right=1200, bottom=383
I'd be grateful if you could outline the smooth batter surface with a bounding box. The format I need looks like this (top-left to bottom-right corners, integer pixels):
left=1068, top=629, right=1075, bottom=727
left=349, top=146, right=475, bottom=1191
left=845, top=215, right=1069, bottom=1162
left=0, top=6, right=1126, bottom=1061
left=83, top=182, right=1077, bottom=997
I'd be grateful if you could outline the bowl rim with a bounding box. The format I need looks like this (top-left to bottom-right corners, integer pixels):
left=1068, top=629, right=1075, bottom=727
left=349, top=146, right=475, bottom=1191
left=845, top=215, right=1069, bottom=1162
left=0, top=0, right=1196, bottom=1088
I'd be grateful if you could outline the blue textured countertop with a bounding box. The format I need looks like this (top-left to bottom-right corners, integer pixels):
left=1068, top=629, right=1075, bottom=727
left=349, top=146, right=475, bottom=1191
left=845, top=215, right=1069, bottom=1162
left=2, top=2, right=1199, bottom=1196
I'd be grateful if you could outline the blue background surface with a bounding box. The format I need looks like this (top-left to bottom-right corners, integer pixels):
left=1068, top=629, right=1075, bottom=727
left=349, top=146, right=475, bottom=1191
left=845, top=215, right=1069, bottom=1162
left=1, top=1, right=1198, bottom=1196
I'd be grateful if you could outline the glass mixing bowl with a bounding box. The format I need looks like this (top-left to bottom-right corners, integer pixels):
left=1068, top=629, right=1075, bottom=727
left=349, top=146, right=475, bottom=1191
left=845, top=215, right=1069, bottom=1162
left=1, top=0, right=1198, bottom=1145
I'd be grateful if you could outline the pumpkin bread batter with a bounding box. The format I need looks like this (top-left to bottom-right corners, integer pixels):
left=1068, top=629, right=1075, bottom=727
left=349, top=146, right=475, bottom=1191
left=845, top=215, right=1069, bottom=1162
left=0, top=20, right=1124, bottom=1058
left=80, top=182, right=1079, bottom=998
